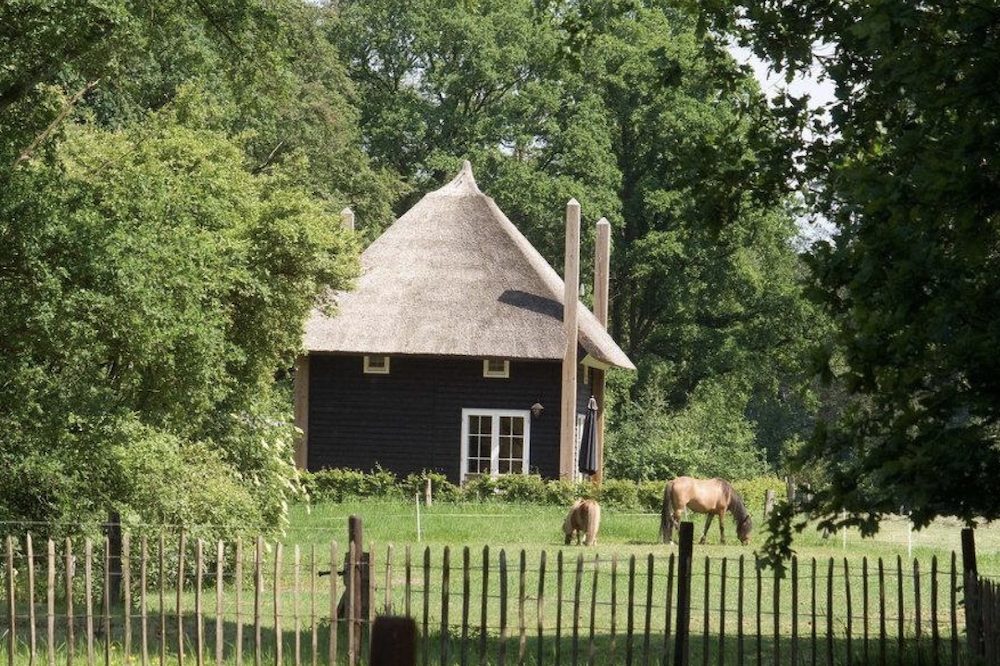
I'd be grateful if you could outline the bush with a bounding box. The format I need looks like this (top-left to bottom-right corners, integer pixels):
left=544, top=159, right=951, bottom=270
left=637, top=481, right=665, bottom=513
left=402, top=471, right=462, bottom=502
left=303, top=466, right=401, bottom=503
left=598, top=479, right=638, bottom=509
left=495, top=474, right=549, bottom=502
left=732, top=475, right=786, bottom=517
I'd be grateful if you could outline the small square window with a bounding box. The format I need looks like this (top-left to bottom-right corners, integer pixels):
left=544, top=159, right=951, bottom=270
left=483, top=359, right=509, bottom=378
left=363, top=355, right=390, bottom=374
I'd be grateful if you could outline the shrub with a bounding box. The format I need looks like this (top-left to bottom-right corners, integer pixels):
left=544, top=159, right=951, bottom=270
left=402, top=471, right=462, bottom=502
left=637, top=481, right=665, bottom=512
left=495, top=474, right=548, bottom=502
left=598, top=479, right=638, bottom=509
left=463, top=475, right=499, bottom=500
left=304, top=466, right=402, bottom=503
left=732, top=476, right=786, bottom=517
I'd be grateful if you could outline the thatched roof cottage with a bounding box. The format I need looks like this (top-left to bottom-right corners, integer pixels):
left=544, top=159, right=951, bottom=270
left=293, top=162, right=634, bottom=483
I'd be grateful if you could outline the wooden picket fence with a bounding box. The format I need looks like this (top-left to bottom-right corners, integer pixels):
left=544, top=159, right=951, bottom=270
left=0, top=527, right=984, bottom=666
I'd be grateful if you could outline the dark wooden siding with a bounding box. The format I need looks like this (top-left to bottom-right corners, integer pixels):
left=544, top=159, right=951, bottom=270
left=307, top=355, right=569, bottom=481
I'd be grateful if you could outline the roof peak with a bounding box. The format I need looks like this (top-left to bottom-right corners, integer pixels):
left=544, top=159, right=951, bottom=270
left=431, top=160, right=482, bottom=197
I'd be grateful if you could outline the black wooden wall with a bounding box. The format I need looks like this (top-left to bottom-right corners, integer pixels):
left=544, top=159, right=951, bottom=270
left=307, top=354, right=592, bottom=482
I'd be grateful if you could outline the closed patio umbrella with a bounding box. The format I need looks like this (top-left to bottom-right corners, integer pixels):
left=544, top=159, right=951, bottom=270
left=578, top=395, right=599, bottom=477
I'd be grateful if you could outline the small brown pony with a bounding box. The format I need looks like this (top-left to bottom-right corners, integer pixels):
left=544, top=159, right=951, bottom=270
left=659, top=477, right=752, bottom=545
left=563, top=499, right=601, bottom=546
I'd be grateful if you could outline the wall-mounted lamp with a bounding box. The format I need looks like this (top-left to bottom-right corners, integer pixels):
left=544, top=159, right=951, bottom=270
left=530, top=402, right=544, bottom=418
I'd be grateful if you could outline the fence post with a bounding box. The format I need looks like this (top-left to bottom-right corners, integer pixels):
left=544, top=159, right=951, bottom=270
left=673, top=522, right=694, bottom=666
left=961, top=528, right=982, bottom=658
left=763, top=491, right=776, bottom=519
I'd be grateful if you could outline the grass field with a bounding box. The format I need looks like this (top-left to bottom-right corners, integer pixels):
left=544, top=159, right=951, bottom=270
left=3, top=500, right=996, bottom=665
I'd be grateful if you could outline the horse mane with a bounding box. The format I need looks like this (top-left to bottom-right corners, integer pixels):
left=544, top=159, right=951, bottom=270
left=717, top=479, right=749, bottom=523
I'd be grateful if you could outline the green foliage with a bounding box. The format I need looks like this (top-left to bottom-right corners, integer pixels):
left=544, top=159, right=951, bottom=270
left=304, top=467, right=401, bottom=503
left=0, top=103, right=356, bottom=534
left=706, top=0, right=1000, bottom=547
left=401, top=472, right=463, bottom=503
left=606, top=379, right=768, bottom=481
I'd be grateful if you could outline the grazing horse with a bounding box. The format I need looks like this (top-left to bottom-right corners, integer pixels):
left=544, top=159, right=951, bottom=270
left=659, top=477, right=752, bottom=545
left=563, top=499, right=601, bottom=546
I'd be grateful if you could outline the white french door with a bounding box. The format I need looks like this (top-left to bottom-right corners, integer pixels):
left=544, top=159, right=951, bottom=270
left=460, top=409, right=531, bottom=482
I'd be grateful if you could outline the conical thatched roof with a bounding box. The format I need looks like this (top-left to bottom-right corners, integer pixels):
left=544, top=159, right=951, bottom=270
left=304, top=162, right=635, bottom=370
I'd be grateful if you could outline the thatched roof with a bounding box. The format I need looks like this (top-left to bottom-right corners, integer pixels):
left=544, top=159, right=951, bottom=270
left=304, top=162, right=635, bottom=370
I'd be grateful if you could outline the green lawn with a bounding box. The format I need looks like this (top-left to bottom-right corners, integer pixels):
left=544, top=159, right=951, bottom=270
left=3, top=500, right=996, bottom=665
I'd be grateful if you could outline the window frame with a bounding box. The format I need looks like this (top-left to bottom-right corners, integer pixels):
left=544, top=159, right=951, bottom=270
left=363, top=355, right=390, bottom=374
left=459, top=408, right=531, bottom=482
left=482, top=358, right=510, bottom=378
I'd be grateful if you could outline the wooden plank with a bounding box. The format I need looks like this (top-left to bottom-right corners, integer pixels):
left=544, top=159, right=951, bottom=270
left=914, top=559, right=922, bottom=662
left=176, top=533, right=185, bottom=666
left=556, top=550, right=564, bottom=666
left=826, top=558, right=834, bottom=666
left=294, top=546, right=302, bottom=666
left=66, top=538, right=75, bottom=666
left=273, top=543, right=282, bottom=666
left=6, top=536, right=15, bottom=666
left=701, top=557, right=709, bottom=666
left=348, top=542, right=357, bottom=666
left=329, top=541, right=338, bottom=666
left=610, top=554, right=618, bottom=666
left=86, top=539, right=94, bottom=666
left=254, top=537, right=262, bottom=666
left=790, top=556, right=798, bottom=666
left=405, top=545, right=412, bottom=618
left=811, top=558, right=817, bottom=666
left=717, top=558, right=726, bottom=666
left=368, top=542, right=376, bottom=658
left=123, top=535, right=131, bottom=665
left=104, top=536, right=111, bottom=666
left=931, top=555, right=939, bottom=666
left=674, top=523, right=693, bottom=666
left=537, top=551, right=547, bottom=666
left=572, top=554, right=583, bottom=666
left=499, top=550, right=509, bottom=666
left=384, top=544, right=394, bottom=615
left=196, top=540, right=204, bottom=666
left=645, top=554, right=655, bottom=666
left=216, top=542, right=224, bottom=666
left=628, top=554, right=637, bottom=666
left=422, top=546, right=430, bottom=666
left=47, top=538, right=55, bottom=666
left=735, top=555, right=742, bottom=666
left=950, top=552, right=958, bottom=666
left=665, top=553, right=676, bottom=666
left=845, top=558, right=853, bottom=666
left=27, top=534, right=36, bottom=666
left=879, top=558, right=887, bottom=666
left=755, top=555, right=761, bottom=666
left=897, top=555, right=904, bottom=666
left=588, top=555, right=599, bottom=666
left=773, top=558, right=780, bottom=666
left=863, top=557, right=870, bottom=666
left=461, top=547, right=470, bottom=666
left=235, top=538, right=243, bottom=666
left=140, top=538, right=148, bottom=666
left=310, top=545, right=317, bottom=666
left=479, top=546, right=489, bottom=666
left=158, top=535, right=165, bottom=666
left=441, top=546, right=450, bottom=666
left=518, top=550, right=527, bottom=666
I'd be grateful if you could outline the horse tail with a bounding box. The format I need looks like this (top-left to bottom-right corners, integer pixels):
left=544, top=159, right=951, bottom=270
left=586, top=501, right=601, bottom=546
left=660, top=481, right=674, bottom=543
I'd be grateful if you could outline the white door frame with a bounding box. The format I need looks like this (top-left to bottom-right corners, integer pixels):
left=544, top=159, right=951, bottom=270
left=460, top=408, right=531, bottom=481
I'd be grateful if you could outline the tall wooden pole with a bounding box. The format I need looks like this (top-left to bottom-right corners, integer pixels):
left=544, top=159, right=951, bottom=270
left=591, top=217, right=610, bottom=486
left=560, top=198, right=581, bottom=480
left=341, top=206, right=355, bottom=232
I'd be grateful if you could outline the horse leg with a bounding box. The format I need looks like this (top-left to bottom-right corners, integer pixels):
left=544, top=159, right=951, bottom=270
left=699, top=514, right=714, bottom=545
left=671, top=509, right=683, bottom=545
left=718, top=510, right=726, bottom=545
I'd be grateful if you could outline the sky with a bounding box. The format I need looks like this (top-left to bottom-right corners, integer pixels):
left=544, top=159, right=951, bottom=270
left=728, top=44, right=839, bottom=246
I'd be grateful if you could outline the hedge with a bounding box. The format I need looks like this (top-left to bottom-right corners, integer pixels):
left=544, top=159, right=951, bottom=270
left=299, top=468, right=786, bottom=514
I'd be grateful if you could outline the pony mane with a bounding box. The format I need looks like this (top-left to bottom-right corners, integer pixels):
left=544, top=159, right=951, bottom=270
left=717, top=479, right=749, bottom=524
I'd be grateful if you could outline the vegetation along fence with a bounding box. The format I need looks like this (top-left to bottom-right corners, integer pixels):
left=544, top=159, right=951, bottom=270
left=0, top=525, right=991, bottom=665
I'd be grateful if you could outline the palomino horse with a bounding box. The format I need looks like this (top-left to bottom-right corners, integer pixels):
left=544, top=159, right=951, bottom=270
left=563, top=499, right=601, bottom=546
left=659, top=477, right=752, bottom=545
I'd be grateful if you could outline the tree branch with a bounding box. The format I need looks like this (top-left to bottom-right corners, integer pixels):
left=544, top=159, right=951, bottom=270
left=10, top=78, right=101, bottom=170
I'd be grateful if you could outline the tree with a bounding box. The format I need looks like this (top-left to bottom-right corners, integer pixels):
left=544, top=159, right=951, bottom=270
left=335, top=0, right=822, bottom=466
left=0, top=100, right=357, bottom=534
left=706, top=1, right=1000, bottom=547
